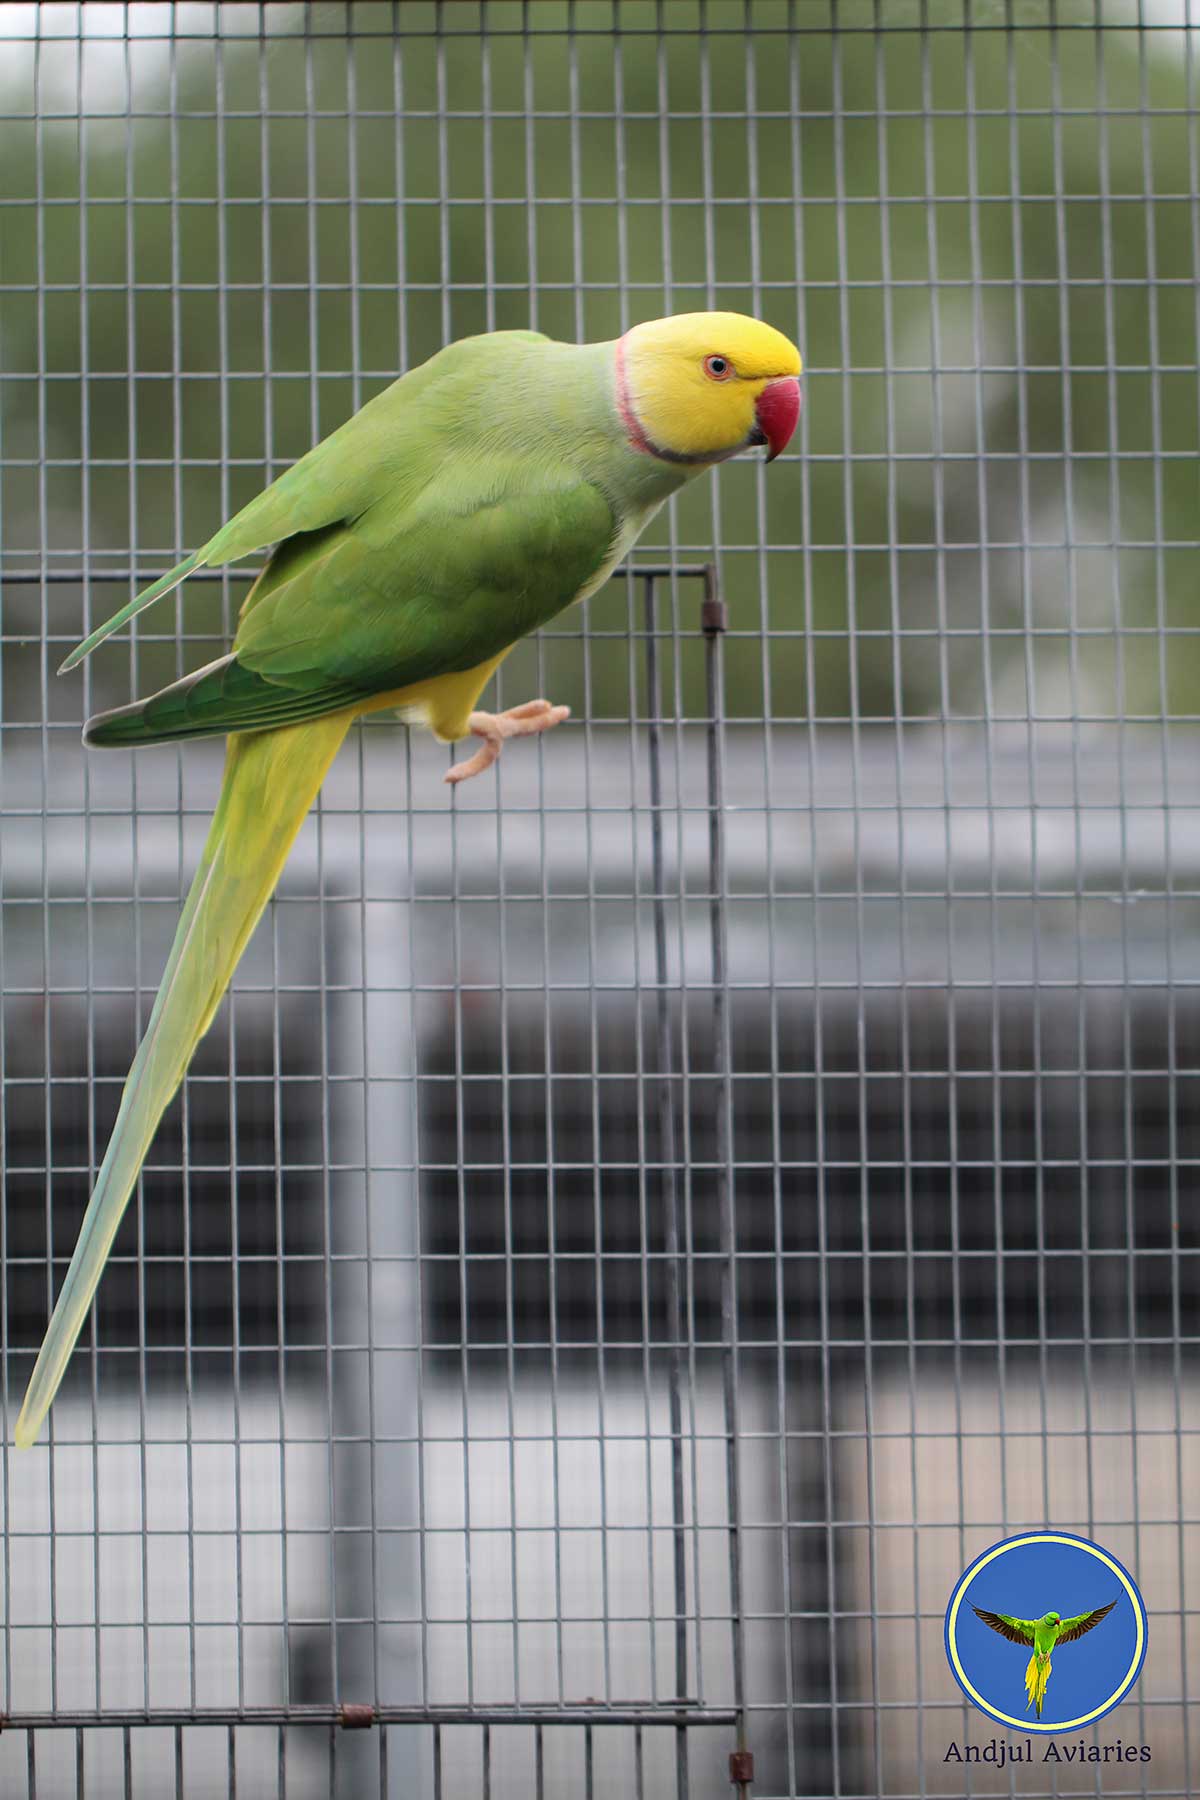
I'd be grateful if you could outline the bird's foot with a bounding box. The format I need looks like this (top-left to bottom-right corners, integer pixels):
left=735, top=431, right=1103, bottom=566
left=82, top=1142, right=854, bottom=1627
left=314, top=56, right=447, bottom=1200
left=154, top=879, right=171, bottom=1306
left=444, top=699, right=571, bottom=785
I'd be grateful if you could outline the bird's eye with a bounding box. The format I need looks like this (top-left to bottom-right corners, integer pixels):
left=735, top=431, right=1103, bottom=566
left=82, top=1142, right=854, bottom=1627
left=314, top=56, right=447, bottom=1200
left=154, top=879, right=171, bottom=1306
left=704, top=355, right=733, bottom=381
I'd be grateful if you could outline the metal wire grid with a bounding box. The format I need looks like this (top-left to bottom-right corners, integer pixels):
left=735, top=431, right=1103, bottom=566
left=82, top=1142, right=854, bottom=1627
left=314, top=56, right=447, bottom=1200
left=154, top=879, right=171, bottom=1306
left=2, top=2, right=1200, bottom=1796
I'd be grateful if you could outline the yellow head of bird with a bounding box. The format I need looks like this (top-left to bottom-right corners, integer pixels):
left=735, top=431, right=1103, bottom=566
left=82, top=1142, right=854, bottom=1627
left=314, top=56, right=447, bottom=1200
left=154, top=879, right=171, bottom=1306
left=616, top=311, right=802, bottom=464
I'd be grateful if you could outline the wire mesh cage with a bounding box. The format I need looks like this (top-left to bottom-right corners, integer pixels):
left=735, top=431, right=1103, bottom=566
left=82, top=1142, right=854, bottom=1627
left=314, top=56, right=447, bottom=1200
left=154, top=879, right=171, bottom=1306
left=1, top=2, right=1199, bottom=1795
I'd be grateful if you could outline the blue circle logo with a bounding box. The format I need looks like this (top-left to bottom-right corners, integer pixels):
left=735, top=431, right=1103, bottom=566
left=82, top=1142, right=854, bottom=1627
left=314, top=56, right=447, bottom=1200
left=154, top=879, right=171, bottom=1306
left=944, top=1532, right=1148, bottom=1733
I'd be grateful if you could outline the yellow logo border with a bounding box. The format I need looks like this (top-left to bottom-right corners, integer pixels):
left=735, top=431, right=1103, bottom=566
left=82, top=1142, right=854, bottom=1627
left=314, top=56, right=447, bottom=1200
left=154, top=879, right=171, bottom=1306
left=946, top=1532, right=1147, bottom=1733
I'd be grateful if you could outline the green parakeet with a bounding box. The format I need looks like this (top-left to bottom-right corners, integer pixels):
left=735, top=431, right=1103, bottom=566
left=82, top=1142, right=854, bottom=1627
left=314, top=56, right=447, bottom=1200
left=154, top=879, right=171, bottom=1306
left=973, top=1600, right=1118, bottom=1716
left=16, top=311, right=802, bottom=1446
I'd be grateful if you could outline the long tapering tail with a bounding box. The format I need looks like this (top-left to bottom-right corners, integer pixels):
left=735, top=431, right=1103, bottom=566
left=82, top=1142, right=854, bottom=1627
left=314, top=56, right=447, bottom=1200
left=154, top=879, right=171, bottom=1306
left=15, top=712, right=353, bottom=1447
left=1025, top=1652, right=1051, bottom=1717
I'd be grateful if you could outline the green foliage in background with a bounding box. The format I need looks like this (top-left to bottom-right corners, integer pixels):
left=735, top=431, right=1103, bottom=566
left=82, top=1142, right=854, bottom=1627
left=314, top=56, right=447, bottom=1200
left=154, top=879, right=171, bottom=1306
left=2, top=1, right=1197, bottom=734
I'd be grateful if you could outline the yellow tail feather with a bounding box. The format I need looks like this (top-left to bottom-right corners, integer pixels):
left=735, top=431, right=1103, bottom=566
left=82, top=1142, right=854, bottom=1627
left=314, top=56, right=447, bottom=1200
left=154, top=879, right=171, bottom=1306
left=1025, top=1652, right=1052, bottom=1717
left=14, top=712, right=352, bottom=1447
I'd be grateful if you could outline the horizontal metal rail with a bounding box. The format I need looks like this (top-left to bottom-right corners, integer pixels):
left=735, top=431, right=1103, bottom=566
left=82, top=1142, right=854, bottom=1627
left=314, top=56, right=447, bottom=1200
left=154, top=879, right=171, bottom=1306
left=0, top=1704, right=738, bottom=1733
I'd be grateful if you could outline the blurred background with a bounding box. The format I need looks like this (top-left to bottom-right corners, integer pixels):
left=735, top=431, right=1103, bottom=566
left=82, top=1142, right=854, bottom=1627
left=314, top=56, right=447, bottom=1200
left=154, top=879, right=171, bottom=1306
left=1, top=2, right=1199, bottom=1795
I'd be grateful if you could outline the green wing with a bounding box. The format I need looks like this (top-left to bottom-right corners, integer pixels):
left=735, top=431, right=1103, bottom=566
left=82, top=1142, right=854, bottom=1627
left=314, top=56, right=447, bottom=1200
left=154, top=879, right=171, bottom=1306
left=84, top=469, right=614, bottom=746
left=972, top=1608, right=1037, bottom=1647
left=1056, top=1599, right=1118, bottom=1644
left=60, top=330, right=554, bottom=673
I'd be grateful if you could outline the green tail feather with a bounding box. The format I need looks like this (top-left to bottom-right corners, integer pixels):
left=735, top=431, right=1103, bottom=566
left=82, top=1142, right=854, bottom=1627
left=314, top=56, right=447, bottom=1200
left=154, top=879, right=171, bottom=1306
left=14, top=712, right=352, bottom=1447
left=59, top=551, right=203, bottom=674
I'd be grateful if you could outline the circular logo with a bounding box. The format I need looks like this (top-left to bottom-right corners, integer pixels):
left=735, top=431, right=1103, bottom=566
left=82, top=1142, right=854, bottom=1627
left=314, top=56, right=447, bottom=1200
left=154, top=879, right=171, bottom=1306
left=944, top=1532, right=1148, bottom=1733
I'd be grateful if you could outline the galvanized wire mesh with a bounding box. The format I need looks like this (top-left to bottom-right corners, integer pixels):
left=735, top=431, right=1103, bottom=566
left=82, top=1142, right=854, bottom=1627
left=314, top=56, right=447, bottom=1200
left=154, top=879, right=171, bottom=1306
left=1, top=2, right=1199, bottom=1795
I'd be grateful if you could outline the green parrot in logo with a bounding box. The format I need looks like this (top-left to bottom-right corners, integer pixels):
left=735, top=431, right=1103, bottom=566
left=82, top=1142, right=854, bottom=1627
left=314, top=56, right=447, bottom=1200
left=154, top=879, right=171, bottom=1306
left=972, top=1600, right=1118, bottom=1717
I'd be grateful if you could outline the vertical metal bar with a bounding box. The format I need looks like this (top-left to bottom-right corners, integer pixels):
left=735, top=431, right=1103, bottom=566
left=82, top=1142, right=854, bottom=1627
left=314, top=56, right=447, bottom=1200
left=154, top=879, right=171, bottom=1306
left=344, top=4, right=382, bottom=1724
left=642, top=574, right=689, bottom=1797
left=830, top=14, right=873, bottom=1793
left=211, top=9, right=248, bottom=1722
left=1127, top=4, right=1158, bottom=1753
left=651, top=9, right=704, bottom=1732
left=776, top=10, right=810, bottom=1793
left=299, top=11, right=341, bottom=1711
left=433, top=2, right=478, bottom=1729
left=124, top=0, right=155, bottom=1715
left=874, top=14, right=927, bottom=1797
left=562, top=0, right=616, bottom=1719
left=32, top=3, right=60, bottom=1720
left=1169, top=4, right=1196, bottom=1790
left=695, top=90, right=729, bottom=1731
left=1005, top=0, right=1053, bottom=1541
left=260, top=4, right=293, bottom=1722
left=543, top=0, right=586, bottom=1718
left=486, top=61, right=524, bottom=1709
left=802, top=253, right=843, bottom=1800
left=447, top=739, right=477, bottom=1725
left=71, top=15, right=92, bottom=1297
left=522, top=2, right=539, bottom=331
left=435, top=4, right=453, bottom=349
left=611, top=9, right=665, bottom=1742
left=158, top=0, right=201, bottom=1732
left=1049, top=0, right=1100, bottom=1550
left=629, top=599, right=662, bottom=1703
left=567, top=2, right=586, bottom=346
left=77, top=3, right=103, bottom=1728
left=393, top=4, right=435, bottom=1737
left=701, top=575, right=752, bottom=1797
left=480, top=8, right=497, bottom=337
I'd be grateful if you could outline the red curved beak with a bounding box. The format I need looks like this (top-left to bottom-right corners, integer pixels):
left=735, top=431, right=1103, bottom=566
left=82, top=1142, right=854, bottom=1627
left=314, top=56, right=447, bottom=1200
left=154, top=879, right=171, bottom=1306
left=756, top=376, right=802, bottom=461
